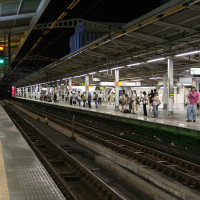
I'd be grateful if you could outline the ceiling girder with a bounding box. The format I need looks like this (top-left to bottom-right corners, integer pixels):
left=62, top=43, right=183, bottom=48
left=0, top=12, right=36, bottom=22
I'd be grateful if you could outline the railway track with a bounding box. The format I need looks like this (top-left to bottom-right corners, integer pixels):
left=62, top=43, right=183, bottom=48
left=10, top=100, right=200, bottom=191
left=2, top=101, right=126, bottom=200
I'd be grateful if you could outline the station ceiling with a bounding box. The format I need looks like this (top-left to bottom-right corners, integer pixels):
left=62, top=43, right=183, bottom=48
left=11, top=0, right=200, bottom=86
left=0, top=0, right=50, bottom=81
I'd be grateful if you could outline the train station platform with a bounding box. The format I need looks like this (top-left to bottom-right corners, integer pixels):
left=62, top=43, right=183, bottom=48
left=0, top=104, right=65, bottom=200
left=14, top=97, right=200, bottom=151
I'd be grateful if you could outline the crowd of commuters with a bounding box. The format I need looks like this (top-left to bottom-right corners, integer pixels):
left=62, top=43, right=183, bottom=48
left=34, top=86, right=200, bottom=122
left=119, top=89, right=160, bottom=118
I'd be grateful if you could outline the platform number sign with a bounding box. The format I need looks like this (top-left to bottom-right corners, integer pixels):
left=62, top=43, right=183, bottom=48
left=0, top=46, right=5, bottom=66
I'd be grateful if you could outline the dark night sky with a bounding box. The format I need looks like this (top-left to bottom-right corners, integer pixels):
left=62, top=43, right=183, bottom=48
left=39, top=0, right=161, bottom=23
left=13, top=0, right=162, bottom=70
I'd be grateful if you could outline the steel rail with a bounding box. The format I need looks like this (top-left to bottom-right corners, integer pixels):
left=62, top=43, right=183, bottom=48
left=3, top=101, right=127, bottom=200
left=12, top=100, right=200, bottom=190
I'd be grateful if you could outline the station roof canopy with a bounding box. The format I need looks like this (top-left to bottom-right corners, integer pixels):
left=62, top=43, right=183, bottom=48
left=0, top=0, right=50, bottom=62
left=15, top=0, right=200, bottom=86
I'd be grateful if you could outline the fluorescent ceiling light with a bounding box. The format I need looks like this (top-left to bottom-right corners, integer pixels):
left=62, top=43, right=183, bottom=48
left=183, top=83, right=192, bottom=86
left=62, top=78, right=67, bottom=80
left=99, top=69, right=108, bottom=72
left=127, top=63, right=141, bottom=67
left=133, top=79, right=143, bottom=81
left=111, top=66, right=123, bottom=70
left=147, top=57, right=165, bottom=63
left=149, top=77, right=162, bottom=79
left=175, top=50, right=200, bottom=57
left=68, top=77, right=72, bottom=79
left=80, top=74, right=87, bottom=76
left=74, top=76, right=80, bottom=78
left=56, top=80, right=60, bottom=81
left=89, top=72, right=96, bottom=74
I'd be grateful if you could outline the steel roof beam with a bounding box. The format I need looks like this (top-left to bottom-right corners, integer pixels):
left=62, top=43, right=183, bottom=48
left=154, top=21, right=196, bottom=34
left=0, top=12, right=36, bottom=22
left=127, top=32, right=167, bottom=43
left=0, top=26, right=29, bottom=35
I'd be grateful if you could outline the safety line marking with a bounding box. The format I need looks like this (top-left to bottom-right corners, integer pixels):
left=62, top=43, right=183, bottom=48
left=0, top=139, right=10, bottom=200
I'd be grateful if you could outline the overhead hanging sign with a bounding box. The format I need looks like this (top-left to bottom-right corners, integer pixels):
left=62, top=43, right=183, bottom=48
left=92, top=78, right=100, bottom=81
left=190, top=68, right=200, bottom=75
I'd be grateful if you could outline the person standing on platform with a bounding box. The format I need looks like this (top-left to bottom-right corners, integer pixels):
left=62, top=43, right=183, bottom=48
left=70, top=91, right=73, bottom=105
left=72, top=92, right=77, bottom=106
left=98, top=92, right=102, bottom=105
left=109, top=92, right=114, bottom=105
left=77, top=91, right=81, bottom=106
left=82, top=92, right=86, bottom=107
left=88, top=92, right=92, bottom=108
left=141, top=91, right=148, bottom=116
left=93, top=92, right=98, bottom=108
left=152, top=93, right=159, bottom=118
left=131, top=90, right=136, bottom=114
left=54, top=93, right=57, bottom=102
left=186, top=86, right=199, bottom=122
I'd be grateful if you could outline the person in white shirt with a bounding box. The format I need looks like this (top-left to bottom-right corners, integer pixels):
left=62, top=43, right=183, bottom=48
left=98, top=92, right=103, bottom=105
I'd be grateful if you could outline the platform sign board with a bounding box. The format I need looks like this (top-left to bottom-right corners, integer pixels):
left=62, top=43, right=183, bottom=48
left=179, top=77, right=192, bottom=83
left=92, top=78, right=100, bottom=82
left=100, top=82, right=115, bottom=86
left=190, top=68, right=200, bottom=75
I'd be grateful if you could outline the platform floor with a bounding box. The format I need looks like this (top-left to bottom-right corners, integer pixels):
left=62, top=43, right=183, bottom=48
left=0, top=104, right=65, bottom=200
left=16, top=97, right=200, bottom=131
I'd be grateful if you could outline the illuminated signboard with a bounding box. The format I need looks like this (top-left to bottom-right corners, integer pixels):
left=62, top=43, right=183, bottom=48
left=190, top=68, right=200, bottom=75
left=92, top=78, right=100, bottom=81
left=100, top=82, right=141, bottom=86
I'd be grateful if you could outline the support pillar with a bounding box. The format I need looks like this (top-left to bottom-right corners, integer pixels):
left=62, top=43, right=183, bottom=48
left=36, top=85, right=38, bottom=99
left=31, top=86, right=33, bottom=98
left=69, top=78, right=72, bottom=95
left=85, top=76, right=89, bottom=98
left=163, top=74, right=167, bottom=109
left=25, top=87, right=28, bottom=98
left=23, top=87, right=25, bottom=98
left=168, top=56, right=174, bottom=116
left=39, top=85, right=42, bottom=99
left=115, top=69, right=119, bottom=110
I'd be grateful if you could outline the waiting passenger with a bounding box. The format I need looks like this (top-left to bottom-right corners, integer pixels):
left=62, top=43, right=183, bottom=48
left=72, top=92, right=77, bottom=106
left=54, top=93, right=57, bottom=102
left=152, top=93, right=159, bottom=118
left=186, top=86, right=199, bottom=122
left=131, top=90, right=136, bottom=114
left=70, top=91, right=73, bottom=105
left=120, top=91, right=126, bottom=112
left=141, top=91, right=148, bottom=116
left=82, top=92, right=86, bottom=107
left=98, top=92, right=102, bottom=105
left=88, top=92, right=92, bottom=108
left=109, top=92, right=114, bottom=105
left=93, top=92, right=98, bottom=108
left=77, top=91, right=81, bottom=106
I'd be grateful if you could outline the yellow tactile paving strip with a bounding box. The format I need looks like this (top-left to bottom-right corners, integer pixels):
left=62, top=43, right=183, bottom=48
left=0, top=140, right=10, bottom=200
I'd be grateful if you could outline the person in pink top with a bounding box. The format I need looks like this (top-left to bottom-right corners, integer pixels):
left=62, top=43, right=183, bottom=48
left=186, top=86, right=200, bottom=122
